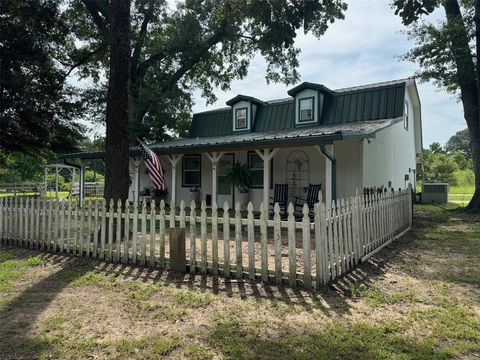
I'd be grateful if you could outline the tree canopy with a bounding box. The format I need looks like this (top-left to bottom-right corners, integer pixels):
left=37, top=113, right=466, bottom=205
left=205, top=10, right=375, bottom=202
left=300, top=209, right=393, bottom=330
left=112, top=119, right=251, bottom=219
left=72, top=0, right=348, bottom=142
left=394, top=0, right=480, bottom=210
left=445, top=128, right=472, bottom=158
left=0, top=0, right=84, bottom=157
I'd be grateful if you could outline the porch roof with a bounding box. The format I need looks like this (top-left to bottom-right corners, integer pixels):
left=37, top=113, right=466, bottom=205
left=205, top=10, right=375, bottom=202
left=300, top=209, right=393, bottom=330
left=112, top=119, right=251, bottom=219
left=59, top=117, right=401, bottom=160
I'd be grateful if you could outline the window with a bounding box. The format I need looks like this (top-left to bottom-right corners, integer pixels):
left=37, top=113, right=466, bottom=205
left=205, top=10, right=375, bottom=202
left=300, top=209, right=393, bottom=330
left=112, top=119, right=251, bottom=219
left=182, top=155, right=201, bottom=187
left=247, top=152, right=273, bottom=189
left=299, top=97, right=314, bottom=122
left=404, top=101, right=409, bottom=130
left=235, top=107, right=248, bottom=130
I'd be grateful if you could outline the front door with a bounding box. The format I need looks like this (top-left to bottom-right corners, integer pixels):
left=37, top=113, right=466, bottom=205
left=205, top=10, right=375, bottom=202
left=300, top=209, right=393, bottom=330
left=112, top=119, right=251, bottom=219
left=217, top=154, right=234, bottom=207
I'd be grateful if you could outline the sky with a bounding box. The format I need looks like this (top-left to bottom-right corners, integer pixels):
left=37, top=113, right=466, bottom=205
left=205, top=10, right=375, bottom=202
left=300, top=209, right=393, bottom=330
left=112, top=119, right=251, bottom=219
left=190, top=1, right=465, bottom=147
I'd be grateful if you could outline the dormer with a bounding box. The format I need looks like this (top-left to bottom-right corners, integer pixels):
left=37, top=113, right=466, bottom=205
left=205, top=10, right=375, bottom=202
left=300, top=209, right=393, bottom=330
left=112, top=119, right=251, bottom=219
left=287, top=82, right=333, bottom=127
left=226, top=95, right=265, bottom=132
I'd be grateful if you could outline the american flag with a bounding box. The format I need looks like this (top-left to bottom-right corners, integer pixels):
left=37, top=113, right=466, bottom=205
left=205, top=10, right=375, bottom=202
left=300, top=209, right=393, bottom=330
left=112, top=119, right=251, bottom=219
left=137, top=139, right=165, bottom=190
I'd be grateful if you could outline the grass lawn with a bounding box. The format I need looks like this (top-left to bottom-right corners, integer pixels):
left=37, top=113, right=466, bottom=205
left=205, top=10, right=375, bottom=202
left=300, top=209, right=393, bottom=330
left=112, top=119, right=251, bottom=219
left=449, top=186, right=474, bottom=204
left=1, top=205, right=479, bottom=359
left=0, top=191, right=70, bottom=198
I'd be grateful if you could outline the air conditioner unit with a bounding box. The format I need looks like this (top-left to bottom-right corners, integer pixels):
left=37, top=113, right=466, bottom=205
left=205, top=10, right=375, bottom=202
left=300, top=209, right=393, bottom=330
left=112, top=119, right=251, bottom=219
left=421, top=183, right=449, bottom=204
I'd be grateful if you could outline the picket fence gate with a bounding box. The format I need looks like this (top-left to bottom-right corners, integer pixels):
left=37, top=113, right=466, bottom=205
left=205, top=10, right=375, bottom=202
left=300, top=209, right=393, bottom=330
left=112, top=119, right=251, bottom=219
left=0, top=188, right=412, bottom=290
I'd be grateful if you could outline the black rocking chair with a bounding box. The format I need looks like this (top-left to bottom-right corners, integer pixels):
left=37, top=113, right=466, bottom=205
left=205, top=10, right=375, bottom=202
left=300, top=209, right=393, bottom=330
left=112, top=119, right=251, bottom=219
left=294, top=184, right=322, bottom=219
left=269, top=183, right=289, bottom=219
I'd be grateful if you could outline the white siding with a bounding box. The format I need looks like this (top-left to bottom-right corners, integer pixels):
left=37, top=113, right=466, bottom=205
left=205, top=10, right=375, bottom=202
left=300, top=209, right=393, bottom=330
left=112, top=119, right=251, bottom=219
left=334, top=140, right=363, bottom=198
left=362, top=89, right=417, bottom=190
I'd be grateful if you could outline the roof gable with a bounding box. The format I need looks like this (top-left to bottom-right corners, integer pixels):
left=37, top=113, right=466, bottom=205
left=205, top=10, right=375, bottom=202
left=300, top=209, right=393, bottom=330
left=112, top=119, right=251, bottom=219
left=189, top=79, right=408, bottom=138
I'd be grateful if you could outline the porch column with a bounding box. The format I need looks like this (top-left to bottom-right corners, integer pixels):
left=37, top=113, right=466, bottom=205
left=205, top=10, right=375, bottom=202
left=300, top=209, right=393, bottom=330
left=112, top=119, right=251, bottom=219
left=79, top=160, right=86, bottom=207
left=206, top=152, right=224, bottom=207
left=255, top=148, right=279, bottom=216
left=133, top=157, right=142, bottom=204
left=167, top=154, right=183, bottom=205
left=315, top=144, right=336, bottom=206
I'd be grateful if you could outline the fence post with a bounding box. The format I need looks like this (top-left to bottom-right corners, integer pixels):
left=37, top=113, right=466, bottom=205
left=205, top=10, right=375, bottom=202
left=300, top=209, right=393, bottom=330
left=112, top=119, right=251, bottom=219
left=235, top=202, right=243, bottom=279
left=260, top=202, right=268, bottom=282
left=314, top=201, right=323, bottom=289
left=408, top=184, right=413, bottom=228
left=169, top=228, right=186, bottom=272
left=189, top=200, right=196, bottom=274
left=223, top=201, right=230, bottom=278
left=117, top=199, right=123, bottom=262
left=212, top=202, right=219, bottom=275
left=247, top=202, right=255, bottom=280
left=149, top=199, right=156, bottom=267
left=159, top=200, right=166, bottom=268
left=273, top=202, right=282, bottom=285
left=288, top=203, right=296, bottom=287
left=302, top=203, right=312, bottom=289
left=201, top=201, right=208, bottom=274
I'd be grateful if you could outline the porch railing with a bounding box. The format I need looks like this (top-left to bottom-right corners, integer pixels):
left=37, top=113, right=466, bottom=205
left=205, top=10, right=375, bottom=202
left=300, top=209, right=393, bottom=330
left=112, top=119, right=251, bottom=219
left=0, top=188, right=412, bottom=290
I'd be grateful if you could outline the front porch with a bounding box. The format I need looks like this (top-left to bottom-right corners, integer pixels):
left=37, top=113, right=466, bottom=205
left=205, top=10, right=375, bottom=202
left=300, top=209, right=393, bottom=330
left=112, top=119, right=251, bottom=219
left=130, top=140, right=364, bottom=214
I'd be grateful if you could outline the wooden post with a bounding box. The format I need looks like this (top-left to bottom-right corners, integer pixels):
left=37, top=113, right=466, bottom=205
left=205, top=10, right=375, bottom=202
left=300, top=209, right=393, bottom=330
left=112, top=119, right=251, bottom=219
left=132, top=157, right=142, bottom=204
left=206, top=152, right=224, bottom=207
left=167, top=154, right=183, bottom=205
left=255, top=148, right=279, bottom=219
left=408, top=183, right=413, bottom=228
left=169, top=228, right=186, bottom=272
left=79, top=160, right=86, bottom=207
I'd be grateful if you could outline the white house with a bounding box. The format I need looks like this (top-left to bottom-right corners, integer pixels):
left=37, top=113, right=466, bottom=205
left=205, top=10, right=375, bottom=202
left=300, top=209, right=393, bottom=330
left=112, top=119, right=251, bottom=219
left=62, top=78, right=422, bottom=210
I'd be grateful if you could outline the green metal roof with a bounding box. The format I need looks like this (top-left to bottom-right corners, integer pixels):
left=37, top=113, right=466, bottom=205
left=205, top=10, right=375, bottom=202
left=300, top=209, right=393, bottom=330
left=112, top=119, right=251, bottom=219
left=59, top=78, right=412, bottom=160
left=189, top=79, right=408, bottom=138
left=60, top=118, right=401, bottom=160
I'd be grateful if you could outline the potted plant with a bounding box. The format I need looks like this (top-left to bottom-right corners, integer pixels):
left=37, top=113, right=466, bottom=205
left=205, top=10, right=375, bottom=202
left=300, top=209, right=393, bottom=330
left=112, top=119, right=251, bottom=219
left=225, top=162, right=253, bottom=208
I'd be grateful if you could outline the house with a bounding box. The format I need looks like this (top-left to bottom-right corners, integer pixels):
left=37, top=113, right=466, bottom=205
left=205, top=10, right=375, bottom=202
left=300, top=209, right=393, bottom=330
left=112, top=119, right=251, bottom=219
left=62, top=78, right=422, bottom=210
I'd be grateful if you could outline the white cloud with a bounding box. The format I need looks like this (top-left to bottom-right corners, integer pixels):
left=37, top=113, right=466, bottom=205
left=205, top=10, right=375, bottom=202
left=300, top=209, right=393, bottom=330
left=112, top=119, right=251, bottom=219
left=192, top=1, right=464, bottom=147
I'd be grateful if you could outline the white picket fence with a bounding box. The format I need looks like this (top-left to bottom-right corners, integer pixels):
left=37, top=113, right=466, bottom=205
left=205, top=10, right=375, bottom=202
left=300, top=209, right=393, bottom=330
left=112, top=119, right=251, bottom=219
left=0, top=188, right=412, bottom=290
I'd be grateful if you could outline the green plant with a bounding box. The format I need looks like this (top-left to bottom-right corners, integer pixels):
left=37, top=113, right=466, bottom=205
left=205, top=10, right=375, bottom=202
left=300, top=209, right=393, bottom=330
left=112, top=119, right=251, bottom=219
left=224, top=163, right=253, bottom=193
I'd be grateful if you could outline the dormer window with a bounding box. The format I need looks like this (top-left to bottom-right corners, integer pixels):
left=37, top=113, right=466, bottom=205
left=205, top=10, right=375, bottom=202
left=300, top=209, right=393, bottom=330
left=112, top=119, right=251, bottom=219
left=227, top=95, right=265, bottom=132
left=299, top=97, right=314, bottom=122
left=235, top=107, right=248, bottom=130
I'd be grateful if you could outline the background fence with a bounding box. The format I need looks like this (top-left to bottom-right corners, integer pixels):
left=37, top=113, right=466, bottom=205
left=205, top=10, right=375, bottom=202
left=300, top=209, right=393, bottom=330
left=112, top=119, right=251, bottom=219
left=0, top=188, right=412, bottom=290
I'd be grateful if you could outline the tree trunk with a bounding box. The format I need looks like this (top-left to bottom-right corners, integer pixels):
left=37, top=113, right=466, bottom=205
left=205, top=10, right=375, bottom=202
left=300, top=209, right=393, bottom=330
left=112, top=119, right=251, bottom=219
left=443, top=0, right=480, bottom=211
left=468, top=0, right=480, bottom=211
left=104, top=0, right=131, bottom=203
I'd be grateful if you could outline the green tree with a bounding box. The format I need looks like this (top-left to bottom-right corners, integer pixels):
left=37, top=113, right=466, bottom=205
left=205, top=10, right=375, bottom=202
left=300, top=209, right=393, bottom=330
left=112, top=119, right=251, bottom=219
left=73, top=0, right=347, bottom=142
left=394, top=0, right=480, bottom=211
left=445, top=128, right=472, bottom=158
left=75, top=0, right=347, bottom=202
left=0, top=152, right=47, bottom=183
left=453, top=150, right=472, bottom=170
left=425, top=152, right=459, bottom=184
left=429, top=142, right=444, bottom=154
left=0, top=0, right=84, bottom=156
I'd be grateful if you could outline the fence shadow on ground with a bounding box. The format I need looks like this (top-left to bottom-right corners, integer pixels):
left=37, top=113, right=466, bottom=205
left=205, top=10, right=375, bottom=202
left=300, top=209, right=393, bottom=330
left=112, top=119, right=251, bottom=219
left=0, top=244, right=402, bottom=359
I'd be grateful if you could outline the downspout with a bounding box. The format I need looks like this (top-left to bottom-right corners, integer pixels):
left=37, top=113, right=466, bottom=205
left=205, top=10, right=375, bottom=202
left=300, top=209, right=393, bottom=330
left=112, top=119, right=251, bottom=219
left=319, top=143, right=337, bottom=201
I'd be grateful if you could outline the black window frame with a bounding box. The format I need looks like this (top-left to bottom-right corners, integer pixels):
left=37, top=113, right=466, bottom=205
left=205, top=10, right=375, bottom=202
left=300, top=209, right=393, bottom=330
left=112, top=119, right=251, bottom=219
left=235, top=107, right=248, bottom=130
left=182, top=154, right=202, bottom=188
left=298, top=96, right=315, bottom=123
left=247, top=151, right=273, bottom=189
